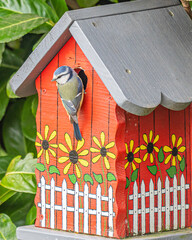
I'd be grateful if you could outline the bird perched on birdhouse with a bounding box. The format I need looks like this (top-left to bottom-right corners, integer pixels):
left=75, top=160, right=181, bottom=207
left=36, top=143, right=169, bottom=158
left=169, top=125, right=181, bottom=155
left=52, top=66, right=84, bottom=141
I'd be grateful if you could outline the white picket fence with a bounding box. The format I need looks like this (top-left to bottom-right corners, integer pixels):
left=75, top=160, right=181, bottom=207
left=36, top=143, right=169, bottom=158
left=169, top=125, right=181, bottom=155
left=37, top=176, right=115, bottom=237
left=128, top=174, right=190, bottom=235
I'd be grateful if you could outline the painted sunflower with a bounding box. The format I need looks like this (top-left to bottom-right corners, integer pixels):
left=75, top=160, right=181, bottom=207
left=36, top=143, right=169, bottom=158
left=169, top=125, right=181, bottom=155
left=90, top=132, right=116, bottom=170
left=35, top=125, right=58, bottom=164
left=125, top=140, right=141, bottom=171
left=58, top=133, right=88, bottom=178
left=163, top=134, right=186, bottom=166
left=140, top=130, right=159, bottom=163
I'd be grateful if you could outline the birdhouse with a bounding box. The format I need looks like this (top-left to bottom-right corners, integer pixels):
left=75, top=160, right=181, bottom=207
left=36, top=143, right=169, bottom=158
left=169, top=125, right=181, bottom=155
left=10, top=0, right=192, bottom=239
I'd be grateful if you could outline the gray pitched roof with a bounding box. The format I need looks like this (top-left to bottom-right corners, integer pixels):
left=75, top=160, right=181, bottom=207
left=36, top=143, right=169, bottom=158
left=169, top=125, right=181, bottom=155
left=10, top=0, right=192, bottom=116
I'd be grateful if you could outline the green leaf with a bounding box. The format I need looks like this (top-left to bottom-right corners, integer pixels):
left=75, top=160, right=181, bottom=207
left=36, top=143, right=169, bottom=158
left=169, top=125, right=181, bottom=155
left=0, top=186, right=16, bottom=205
left=0, top=76, right=9, bottom=121
left=6, top=79, right=19, bottom=98
left=109, top=0, right=118, bottom=2
left=125, top=177, right=130, bottom=189
left=0, top=43, right=4, bottom=64
left=50, top=0, right=68, bottom=18
left=131, top=169, right=138, bottom=182
left=31, top=22, right=52, bottom=34
left=180, top=156, right=185, bottom=172
left=2, top=100, right=27, bottom=157
left=25, top=205, right=36, bottom=225
left=0, top=214, right=17, bottom=240
left=93, top=172, right=103, bottom=184
left=0, top=0, right=58, bottom=22
left=1, top=49, right=23, bottom=70
left=147, top=165, right=158, bottom=175
left=49, top=165, right=60, bottom=175
left=21, top=95, right=37, bottom=142
left=25, top=138, right=37, bottom=157
left=166, top=166, right=177, bottom=178
left=76, top=0, right=99, bottom=8
left=0, top=156, right=12, bottom=179
left=0, top=13, right=48, bottom=43
left=107, top=172, right=116, bottom=182
left=1, top=153, right=37, bottom=194
left=68, top=174, right=77, bottom=184
left=84, top=174, right=93, bottom=185
left=36, top=163, right=45, bottom=172
left=0, top=145, right=7, bottom=157
left=158, top=147, right=164, bottom=163
left=31, top=94, right=38, bottom=117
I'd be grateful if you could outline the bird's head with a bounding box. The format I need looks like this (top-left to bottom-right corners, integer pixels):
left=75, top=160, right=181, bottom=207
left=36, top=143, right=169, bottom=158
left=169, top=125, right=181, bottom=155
left=51, top=66, right=73, bottom=84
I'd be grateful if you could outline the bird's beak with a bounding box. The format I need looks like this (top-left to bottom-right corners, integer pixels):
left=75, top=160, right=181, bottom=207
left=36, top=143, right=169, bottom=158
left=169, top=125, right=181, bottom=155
left=51, top=78, right=56, bottom=82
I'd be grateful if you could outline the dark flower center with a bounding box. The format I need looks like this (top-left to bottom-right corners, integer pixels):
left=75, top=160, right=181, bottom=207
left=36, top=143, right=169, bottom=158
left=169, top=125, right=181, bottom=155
left=172, top=147, right=178, bottom=156
left=127, top=152, right=134, bottom=162
left=42, top=140, right=49, bottom=150
left=69, top=150, right=78, bottom=164
left=100, top=147, right=107, bottom=157
left=147, top=142, right=154, bottom=153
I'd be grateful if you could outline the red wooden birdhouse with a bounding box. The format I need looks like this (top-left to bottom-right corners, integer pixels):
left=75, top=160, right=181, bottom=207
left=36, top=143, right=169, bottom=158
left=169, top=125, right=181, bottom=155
left=10, top=0, right=192, bottom=239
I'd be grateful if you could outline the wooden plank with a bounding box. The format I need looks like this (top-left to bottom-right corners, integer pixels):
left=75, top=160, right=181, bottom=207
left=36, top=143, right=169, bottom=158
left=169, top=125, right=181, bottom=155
left=133, top=181, right=138, bottom=235
left=149, top=179, right=154, bottom=233
left=50, top=178, right=55, bottom=229
left=62, top=179, right=67, bottom=230
left=165, top=177, right=170, bottom=230
left=108, top=186, right=114, bottom=237
left=173, top=175, right=178, bottom=230
left=157, top=178, right=162, bottom=232
left=96, top=185, right=101, bottom=235
left=40, top=176, right=46, bottom=227
left=84, top=183, right=89, bottom=234
left=141, top=180, right=146, bottom=235
left=74, top=182, right=79, bottom=232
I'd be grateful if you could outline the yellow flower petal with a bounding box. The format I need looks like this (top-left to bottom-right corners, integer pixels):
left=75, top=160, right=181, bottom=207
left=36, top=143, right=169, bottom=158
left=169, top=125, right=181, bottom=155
left=106, top=141, right=115, bottom=149
left=65, top=133, right=72, bottom=150
left=92, top=154, right=101, bottom=163
left=133, top=147, right=140, bottom=154
left=177, top=137, right=182, bottom=148
left=75, top=164, right=81, bottom=178
left=154, top=146, right=159, bottom=153
left=130, top=140, right=134, bottom=152
left=45, top=150, right=49, bottom=164
left=125, top=156, right=127, bottom=160
left=106, top=151, right=116, bottom=159
left=132, top=162, right=136, bottom=171
left=125, top=161, right=129, bottom=169
left=149, top=130, right=153, bottom=142
left=150, top=153, right=154, bottom=163
left=50, top=144, right=58, bottom=148
left=76, top=138, right=85, bottom=152
left=49, top=148, right=56, bottom=157
left=101, top=132, right=105, bottom=146
left=134, top=157, right=142, bottom=163
left=37, top=148, right=43, bottom=158
left=178, top=146, right=186, bottom=153
left=177, top=154, right=182, bottom=161
left=90, top=147, right=100, bottom=153
left=48, top=130, right=56, bottom=142
left=153, top=134, right=159, bottom=144
left=78, top=149, right=89, bottom=156
left=172, top=156, right=176, bottom=166
left=125, top=143, right=128, bottom=154
left=172, top=134, right=176, bottom=147
left=93, top=136, right=101, bottom=148
left=59, top=143, right=69, bottom=153
left=63, top=162, right=72, bottom=174
left=58, top=156, right=69, bottom=163
left=35, top=142, right=42, bottom=147
left=104, top=157, right=110, bottom=170
left=143, top=134, right=148, bottom=144
left=165, top=154, right=172, bottom=164
left=163, top=146, right=172, bottom=152
left=143, top=152, right=148, bottom=161
left=44, top=125, right=49, bottom=140
left=140, top=145, right=147, bottom=150
left=78, top=158, right=89, bottom=167
left=37, top=132, right=43, bottom=141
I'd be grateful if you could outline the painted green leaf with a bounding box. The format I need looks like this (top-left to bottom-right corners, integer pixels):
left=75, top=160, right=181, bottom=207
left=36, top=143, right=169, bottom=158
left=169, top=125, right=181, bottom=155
left=180, top=156, right=185, bottom=172
left=107, top=172, right=116, bottom=182
left=36, top=163, right=45, bottom=172
left=125, top=177, right=130, bottom=189
left=69, top=174, right=77, bottom=184
left=147, top=165, right=158, bottom=175
left=76, top=0, right=99, bottom=8
left=166, top=166, right=177, bottom=178
left=49, top=166, right=60, bottom=175
left=25, top=205, right=36, bottom=225
left=93, top=172, right=103, bottom=184
left=131, top=169, right=138, bottom=182
left=0, top=214, right=17, bottom=240
left=158, top=147, right=164, bottom=163
left=50, top=0, right=68, bottom=18
left=0, top=13, right=48, bottom=43
left=84, top=174, right=93, bottom=185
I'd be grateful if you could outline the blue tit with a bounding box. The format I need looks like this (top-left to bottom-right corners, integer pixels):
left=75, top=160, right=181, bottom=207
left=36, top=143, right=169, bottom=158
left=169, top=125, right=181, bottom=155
left=52, top=66, right=84, bottom=141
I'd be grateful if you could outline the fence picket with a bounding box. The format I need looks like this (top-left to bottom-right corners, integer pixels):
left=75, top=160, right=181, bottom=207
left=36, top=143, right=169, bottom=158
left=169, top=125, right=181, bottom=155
left=165, top=177, right=170, bottom=230
left=173, top=175, right=178, bottom=229
left=84, top=183, right=89, bottom=233
left=40, top=176, right=46, bottom=227
left=62, top=179, right=67, bottom=230
left=157, top=178, right=162, bottom=232
left=180, top=174, right=185, bottom=228
left=108, top=186, right=113, bottom=237
left=50, top=178, right=55, bottom=229
left=96, top=184, right=101, bottom=235
left=141, top=180, right=145, bottom=235
left=74, top=182, right=79, bottom=232
left=133, top=181, right=138, bottom=235
left=149, top=179, right=154, bottom=233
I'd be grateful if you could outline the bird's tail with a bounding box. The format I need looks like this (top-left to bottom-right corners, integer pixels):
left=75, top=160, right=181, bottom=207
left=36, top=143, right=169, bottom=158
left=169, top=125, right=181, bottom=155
left=73, top=122, right=82, bottom=141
